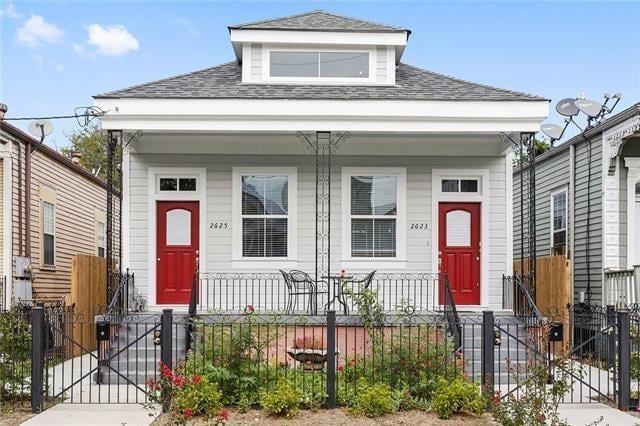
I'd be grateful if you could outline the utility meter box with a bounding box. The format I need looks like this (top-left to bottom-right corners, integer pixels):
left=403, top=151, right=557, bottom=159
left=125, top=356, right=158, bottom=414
left=15, top=257, right=32, bottom=278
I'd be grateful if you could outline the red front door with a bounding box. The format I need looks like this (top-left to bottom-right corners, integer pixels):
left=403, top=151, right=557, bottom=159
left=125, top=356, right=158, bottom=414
left=439, top=202, right=481, bottom=305
left=157, top=201, right=199, bottom=304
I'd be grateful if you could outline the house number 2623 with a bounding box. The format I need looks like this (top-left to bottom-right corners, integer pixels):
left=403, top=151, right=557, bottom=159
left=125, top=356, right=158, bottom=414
left=209, top=222, right=228, bottom=229
left=410, top=223, right=429, bottom=230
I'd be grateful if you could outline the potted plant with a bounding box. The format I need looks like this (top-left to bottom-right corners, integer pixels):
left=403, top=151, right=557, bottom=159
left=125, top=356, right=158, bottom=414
left=286, top=336, right=338, bottom=371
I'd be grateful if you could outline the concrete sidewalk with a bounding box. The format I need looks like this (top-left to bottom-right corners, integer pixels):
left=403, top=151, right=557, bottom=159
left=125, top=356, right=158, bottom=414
left=22, top=404, right=160, bottom=426
left=558, top=403, right=639, bottom=425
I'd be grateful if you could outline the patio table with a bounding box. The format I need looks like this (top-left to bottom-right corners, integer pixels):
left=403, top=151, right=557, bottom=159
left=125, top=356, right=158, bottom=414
left=322, top=274, right=353, bottom=314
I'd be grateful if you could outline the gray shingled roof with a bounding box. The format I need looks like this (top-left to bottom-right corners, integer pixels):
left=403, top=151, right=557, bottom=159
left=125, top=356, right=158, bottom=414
left=95, top=62, right=545, bottom=101
left=229, top=10, right=409, bottom=34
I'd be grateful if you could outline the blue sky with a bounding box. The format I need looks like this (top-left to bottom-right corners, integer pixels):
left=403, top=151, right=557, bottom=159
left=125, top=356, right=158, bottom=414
left=1, top=0, right=639, bottom=148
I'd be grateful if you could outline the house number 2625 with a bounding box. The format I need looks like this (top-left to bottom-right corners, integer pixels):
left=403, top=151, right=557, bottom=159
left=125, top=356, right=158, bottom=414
left=209, top=223, right=228, bottom=229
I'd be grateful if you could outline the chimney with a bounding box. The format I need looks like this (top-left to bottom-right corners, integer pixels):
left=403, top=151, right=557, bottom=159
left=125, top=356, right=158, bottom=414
left=71, top=152, right=82, bottom=164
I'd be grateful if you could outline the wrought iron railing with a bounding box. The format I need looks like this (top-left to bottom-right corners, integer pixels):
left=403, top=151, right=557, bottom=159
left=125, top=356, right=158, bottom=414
left=503, top=274, right=545, bottom=327
left=106, top=270, right=135, bottom=316
left=442, top=273, right=462, bottom=352
left=0, top=275, right=6, bottom=310
left=195, top=271, right=441, bottom=314
left=604, top=267, right=640, bottom=307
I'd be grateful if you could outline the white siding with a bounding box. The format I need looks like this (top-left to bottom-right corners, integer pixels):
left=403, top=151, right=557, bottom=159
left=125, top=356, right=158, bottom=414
left=376, top=46, right=387, bottom=83
left=250, top=43, right=262, bottom=82
left=128, top=153, right=507, bottom=309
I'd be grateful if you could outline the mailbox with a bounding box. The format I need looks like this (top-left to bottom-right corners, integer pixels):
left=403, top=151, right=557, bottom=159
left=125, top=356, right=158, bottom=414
left=549, top=323, right=563, bottom=342
left=96, top=321, right=110, bottom=341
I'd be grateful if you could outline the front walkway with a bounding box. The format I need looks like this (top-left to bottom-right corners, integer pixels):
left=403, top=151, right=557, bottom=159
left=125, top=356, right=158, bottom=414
left=22, top=404, right=159, bottom=426
left=558, top=403, right=639, bottom=425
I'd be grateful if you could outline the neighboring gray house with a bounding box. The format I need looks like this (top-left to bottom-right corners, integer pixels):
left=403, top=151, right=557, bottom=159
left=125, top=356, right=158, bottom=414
left=514, top=102, right=640, bottom=306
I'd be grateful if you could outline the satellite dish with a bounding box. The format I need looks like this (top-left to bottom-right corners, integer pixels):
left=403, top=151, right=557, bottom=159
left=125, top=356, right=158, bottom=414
left=556, top=98, right=579, bottom=117
left=575, top=99, right=604, bottom=118
left=28, top=120, right=54, bottom=139
left=541, top=123, right=564, bottom=140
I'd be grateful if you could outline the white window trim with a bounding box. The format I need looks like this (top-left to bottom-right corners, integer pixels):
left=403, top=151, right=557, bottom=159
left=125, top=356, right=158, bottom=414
left=147, top=167, right=207, bottom=309
left=96, top=221, right=106, bottom=257
left=432, top=168, right=490, bottom=309
left=261, top=45, right=377, bottom=85
left=550, top=187, right=568, bottom=256
left=0, top=151, right=12, bottom=309
left=156, top=175, right=199, bottom=193
left=341, top=167, right=406, bottom=270
left=232, top=167, right=298, bottom=267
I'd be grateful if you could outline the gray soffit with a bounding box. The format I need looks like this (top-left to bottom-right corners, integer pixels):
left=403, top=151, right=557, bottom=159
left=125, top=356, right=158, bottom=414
left=228, top=10, right=410, bottom=34
left=95, top=62, right=546, bottom=101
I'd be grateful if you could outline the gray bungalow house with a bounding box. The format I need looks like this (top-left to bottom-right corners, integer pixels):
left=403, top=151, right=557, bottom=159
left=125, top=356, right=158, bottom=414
left=94, top=10, right=548, bottom=313
left=513, top=102, right=640, bottom=306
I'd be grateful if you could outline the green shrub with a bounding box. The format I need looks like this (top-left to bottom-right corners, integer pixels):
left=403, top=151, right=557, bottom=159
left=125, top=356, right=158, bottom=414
left=631, top=352, right=640, bottom=380
left=349, top=383, right=398, bottom=418
left=431, top=377, right=485, bottom=419
left=172, top=376, right=222, bottom=419
left=0, top=311, right=31, bottom=401
left=259, top=380, right=303, bottom=418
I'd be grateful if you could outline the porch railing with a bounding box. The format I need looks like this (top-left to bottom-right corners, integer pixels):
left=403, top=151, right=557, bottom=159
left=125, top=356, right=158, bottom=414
left=442, top=273, right=461, bottom=351
left=106, top=270, right=135, bottom=316
left=502, top=274, right=546, bottom=328
left=604, top=266, right=640, bottom=307
left=195, top=271, right=442, bottom=313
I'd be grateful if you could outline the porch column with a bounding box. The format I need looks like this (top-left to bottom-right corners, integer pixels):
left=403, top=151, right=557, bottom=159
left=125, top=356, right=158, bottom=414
left=625, top=158, right=640, bottom=268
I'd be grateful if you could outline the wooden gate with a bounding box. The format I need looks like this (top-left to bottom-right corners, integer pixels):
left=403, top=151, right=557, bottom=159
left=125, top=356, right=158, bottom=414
left=514, top=255, right=571, bottom=349
left=70, top=254, right=107, bottom=355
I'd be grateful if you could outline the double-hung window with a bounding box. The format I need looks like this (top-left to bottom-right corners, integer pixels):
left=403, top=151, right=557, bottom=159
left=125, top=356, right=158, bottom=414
left=97, top=222, right=106, bottom=258
left=43, top=201, right=55, bottom=266
left=344, top=169, right=405, bottom=260
left=234, top=168, right=297, bottom=260
left=551, top=189, right=568, bottom=256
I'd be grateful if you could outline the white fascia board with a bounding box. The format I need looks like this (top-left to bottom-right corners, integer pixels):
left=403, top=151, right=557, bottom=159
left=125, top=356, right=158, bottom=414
left=94, top=98, right=548, bottom=133
left=230, top=29, right=408, bottom=47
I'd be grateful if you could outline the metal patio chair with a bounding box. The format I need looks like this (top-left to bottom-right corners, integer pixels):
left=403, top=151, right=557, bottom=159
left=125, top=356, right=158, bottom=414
left=339, top=270, right=377, bottom=315
left=280, top=270, right=327, bottom=314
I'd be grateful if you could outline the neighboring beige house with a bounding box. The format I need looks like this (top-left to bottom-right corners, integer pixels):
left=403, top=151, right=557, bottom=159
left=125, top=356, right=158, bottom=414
left=0, top=120, right=119, bottom=307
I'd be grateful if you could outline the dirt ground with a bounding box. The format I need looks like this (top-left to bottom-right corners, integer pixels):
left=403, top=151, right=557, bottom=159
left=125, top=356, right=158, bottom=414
left=154, top=408, right=496, bottom=425
left=0, top=406, right=35, bottom=426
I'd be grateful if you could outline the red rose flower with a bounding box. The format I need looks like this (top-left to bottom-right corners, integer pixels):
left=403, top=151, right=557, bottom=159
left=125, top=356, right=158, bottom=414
left=183, top=409, right=193, bottom=419
left=337, top=365, right=344, bottom=372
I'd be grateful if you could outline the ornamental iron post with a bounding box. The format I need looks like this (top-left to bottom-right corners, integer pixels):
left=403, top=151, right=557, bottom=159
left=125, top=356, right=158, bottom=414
left=617, top=310, right=630, bottom=410
left=297, top=131, right=350, bottom=309
left=30, top=306, right=44, bottom=413
left=106, top=130, right=121, bottom=302
left=481, top=310, right=495, bottom=404
left=326, top=310, right=337, bottom=408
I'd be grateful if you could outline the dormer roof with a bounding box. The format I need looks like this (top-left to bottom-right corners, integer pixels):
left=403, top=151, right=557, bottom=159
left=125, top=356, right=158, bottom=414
left=228, top=10, right=411, bottom=35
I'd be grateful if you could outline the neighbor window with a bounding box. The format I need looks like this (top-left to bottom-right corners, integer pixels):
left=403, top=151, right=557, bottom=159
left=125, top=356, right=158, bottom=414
left=269, top=51, right=370, bottom=79
left=350, top=176, right=398, bottom=257
left=97, top=222, right=106, bottom=258
left=551, top=189, right=568, bottom=256
left=241, top=175, right=289, bottom=257
left=442, top=179, right=479, bottom=193
left=159, top=177, right=197, bottom=192
left=43, top=201, right=55, bottom=266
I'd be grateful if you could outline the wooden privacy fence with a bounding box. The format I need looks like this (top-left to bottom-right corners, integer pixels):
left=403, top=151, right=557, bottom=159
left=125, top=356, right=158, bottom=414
left=69, top=254, right=107, bottom=356
left=514, top=255, right=571, bottom=349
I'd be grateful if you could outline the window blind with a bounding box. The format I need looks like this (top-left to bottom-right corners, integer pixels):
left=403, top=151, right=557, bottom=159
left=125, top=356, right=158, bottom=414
left=350, top=176, right=397, bottom=258
left=241, top=175, right=288, bottom=257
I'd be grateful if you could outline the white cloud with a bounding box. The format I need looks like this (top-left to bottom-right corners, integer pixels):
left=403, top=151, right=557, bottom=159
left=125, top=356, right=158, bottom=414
left=0, top=1, right=23, bottom=20
left=53, top=63, right=66, bottom=72
left=29, top=54, right=66, bottom=72
left=86, top=24, right=139, bottom=56
left=176, top=16, right=197, bottom=36
left=72, top=43, right=85, bottom=55
left=17, top=15, right=63, bottom=48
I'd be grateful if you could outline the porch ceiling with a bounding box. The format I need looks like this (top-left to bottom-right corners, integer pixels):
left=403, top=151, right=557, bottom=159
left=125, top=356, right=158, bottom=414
left=128, top=131, right=512, bottom=156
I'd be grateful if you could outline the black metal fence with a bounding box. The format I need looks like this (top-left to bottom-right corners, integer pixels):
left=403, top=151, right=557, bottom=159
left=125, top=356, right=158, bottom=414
left=196, top=272, right=441, bottom=313
left=5, top=302, right=637, bottom=414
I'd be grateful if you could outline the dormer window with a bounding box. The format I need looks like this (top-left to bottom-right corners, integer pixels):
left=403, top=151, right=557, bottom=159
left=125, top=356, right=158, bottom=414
left=265, top=48, right=374, bottom=82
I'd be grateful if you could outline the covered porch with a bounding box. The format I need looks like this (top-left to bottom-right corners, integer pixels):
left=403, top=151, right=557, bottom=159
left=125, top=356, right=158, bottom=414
left=94, top=95, right=547, bottom=314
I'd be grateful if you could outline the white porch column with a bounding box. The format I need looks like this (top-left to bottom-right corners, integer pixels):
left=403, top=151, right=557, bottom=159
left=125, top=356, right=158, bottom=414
left=625, top=157, right=640, bottom=268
